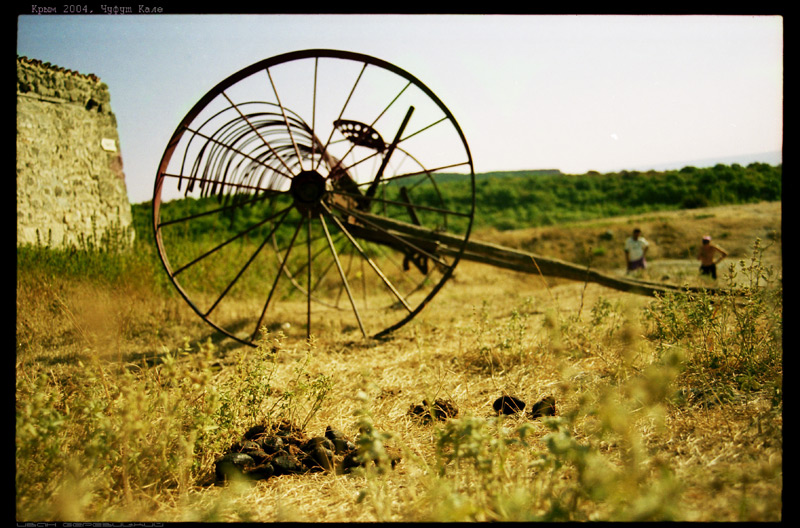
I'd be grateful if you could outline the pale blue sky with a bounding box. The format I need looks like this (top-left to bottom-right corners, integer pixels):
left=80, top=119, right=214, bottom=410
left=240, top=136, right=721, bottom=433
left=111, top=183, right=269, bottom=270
left=17, top=14, right=783, bottom=204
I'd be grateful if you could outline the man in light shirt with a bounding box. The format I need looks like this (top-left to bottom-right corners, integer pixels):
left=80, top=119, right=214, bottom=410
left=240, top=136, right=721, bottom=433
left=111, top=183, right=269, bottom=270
left=624, top=228, right=649, bottom=273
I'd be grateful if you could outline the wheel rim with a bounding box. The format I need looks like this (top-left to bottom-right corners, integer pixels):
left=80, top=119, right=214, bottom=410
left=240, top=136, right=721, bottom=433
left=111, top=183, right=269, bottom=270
left=153, top=49, right=475, bottom=345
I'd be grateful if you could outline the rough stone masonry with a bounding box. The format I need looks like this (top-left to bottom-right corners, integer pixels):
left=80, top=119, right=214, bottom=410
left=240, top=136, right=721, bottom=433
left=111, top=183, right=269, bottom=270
left=16, top=56, right=134, bottom=249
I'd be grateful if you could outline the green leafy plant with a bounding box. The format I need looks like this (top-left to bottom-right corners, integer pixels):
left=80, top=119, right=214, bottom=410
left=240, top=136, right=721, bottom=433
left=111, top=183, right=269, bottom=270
left=644, top=239, right=782, bottom=392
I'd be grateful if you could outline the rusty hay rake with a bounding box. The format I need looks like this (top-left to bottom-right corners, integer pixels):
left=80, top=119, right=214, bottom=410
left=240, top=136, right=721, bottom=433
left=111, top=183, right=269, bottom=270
left=153, top=49, right=706, bottom=347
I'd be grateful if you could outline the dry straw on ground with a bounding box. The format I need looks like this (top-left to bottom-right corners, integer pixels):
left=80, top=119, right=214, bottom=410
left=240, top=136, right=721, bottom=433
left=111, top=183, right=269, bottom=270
left=16, top=202, right=782, bottom=522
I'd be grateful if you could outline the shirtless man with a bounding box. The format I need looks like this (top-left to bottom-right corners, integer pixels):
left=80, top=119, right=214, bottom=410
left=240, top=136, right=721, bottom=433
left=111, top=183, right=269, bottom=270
left=697, top=235, right=728, bottom=279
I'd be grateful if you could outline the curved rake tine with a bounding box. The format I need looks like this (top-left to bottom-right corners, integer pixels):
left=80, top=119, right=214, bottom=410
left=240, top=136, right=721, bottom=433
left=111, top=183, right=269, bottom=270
left=319, top=211, right=367, bottom=337
left=222, top=91, right=297, bottom=179
left=180, top=125, right=295, bottom=185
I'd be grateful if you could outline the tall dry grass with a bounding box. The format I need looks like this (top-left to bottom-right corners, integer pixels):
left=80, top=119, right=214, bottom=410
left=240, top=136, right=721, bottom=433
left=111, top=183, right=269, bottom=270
left=16, top=208, right=781, bottom=522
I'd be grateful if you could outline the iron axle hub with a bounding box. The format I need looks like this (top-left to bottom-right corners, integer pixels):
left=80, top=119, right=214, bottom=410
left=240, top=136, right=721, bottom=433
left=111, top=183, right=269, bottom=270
left=290, top=170, right=327, bottom=214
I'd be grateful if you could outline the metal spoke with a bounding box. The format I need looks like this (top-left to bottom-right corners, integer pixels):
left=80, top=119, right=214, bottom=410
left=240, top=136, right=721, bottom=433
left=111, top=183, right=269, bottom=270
left=339, top=236, right=358, bottom=309
left=172, top=204, right=293, bottom=277
left=204, top=207, right=292, bottom=317
left=306, top=213, right=312, bottom=338
left=398, top=115, right=449, bottom=143
left=324, top=115, right=447, bottom=182
left=322, top=203, right=412, bottom=313
left=371, top=241, right=431, bottom=289
left=265, top=67, right=305, bottom=171
left=350, top=161, right=472, bottom=188
left=156, top=188, right=280, bottom=228
left=330, top=201, right=453, bottom=269
left=251, top=215, right=306, bottom=339
left=311, top=254, right=339, bottom=298
left=319, top=211, right=366, bottom=337
left=326, top=80, right=412, bottom=179
left=330, top=188, right=472, bottom=218
left=364, top=105, right=415, bottom=204
left=275, top=225, right=331, bottom=255
left=289, top=231, right=346, bottom=294
left=314, top=62, right=368, bottom=173
left=336, top=148, right=383, bottom=176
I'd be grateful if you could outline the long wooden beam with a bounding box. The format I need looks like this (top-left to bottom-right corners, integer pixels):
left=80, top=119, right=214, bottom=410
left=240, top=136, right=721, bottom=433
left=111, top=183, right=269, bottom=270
left=354, top=211, right=716, bottom=297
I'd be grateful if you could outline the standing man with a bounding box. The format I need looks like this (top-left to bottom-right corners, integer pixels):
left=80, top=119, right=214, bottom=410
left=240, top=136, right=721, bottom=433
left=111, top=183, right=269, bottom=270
left=624, top=228, right=649, bottom=273
left=697, top=235, right=728, bottom=279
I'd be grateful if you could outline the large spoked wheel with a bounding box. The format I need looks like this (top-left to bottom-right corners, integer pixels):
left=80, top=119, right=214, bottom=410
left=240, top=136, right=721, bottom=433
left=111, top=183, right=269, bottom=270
left=153, top=49, right=475, bottom=346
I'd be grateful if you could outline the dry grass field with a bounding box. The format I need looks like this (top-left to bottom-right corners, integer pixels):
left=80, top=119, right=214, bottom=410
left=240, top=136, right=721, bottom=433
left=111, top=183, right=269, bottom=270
left=16, top=201, right=782, bottom=522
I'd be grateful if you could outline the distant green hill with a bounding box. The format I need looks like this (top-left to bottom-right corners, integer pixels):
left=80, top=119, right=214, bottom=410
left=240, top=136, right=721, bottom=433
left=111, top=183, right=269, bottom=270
left=385, top=162, right=781, bottom=231
left=427, top=169, right=563, bottom=184
left=387, top=169, right=562, bottom=188
left=134, top=163, right=781, bottom=241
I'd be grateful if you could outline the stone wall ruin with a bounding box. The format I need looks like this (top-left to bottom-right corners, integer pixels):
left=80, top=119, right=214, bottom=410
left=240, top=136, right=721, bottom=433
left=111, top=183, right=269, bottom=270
left=16, top=56, right=134, bottom=249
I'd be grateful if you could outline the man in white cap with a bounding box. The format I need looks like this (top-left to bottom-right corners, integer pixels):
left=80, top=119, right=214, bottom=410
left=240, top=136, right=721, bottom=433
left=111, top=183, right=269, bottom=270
left=697, top=235, right=728, bottom=279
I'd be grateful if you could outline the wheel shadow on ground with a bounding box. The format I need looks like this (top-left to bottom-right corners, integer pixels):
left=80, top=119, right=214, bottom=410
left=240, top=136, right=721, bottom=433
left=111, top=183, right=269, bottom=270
left=118, top=318, right=257, bottom=368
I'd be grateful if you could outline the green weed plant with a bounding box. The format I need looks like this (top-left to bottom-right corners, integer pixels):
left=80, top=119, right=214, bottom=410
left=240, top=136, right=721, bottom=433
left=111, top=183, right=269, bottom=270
left=645, top=239, right=782, bottom=397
